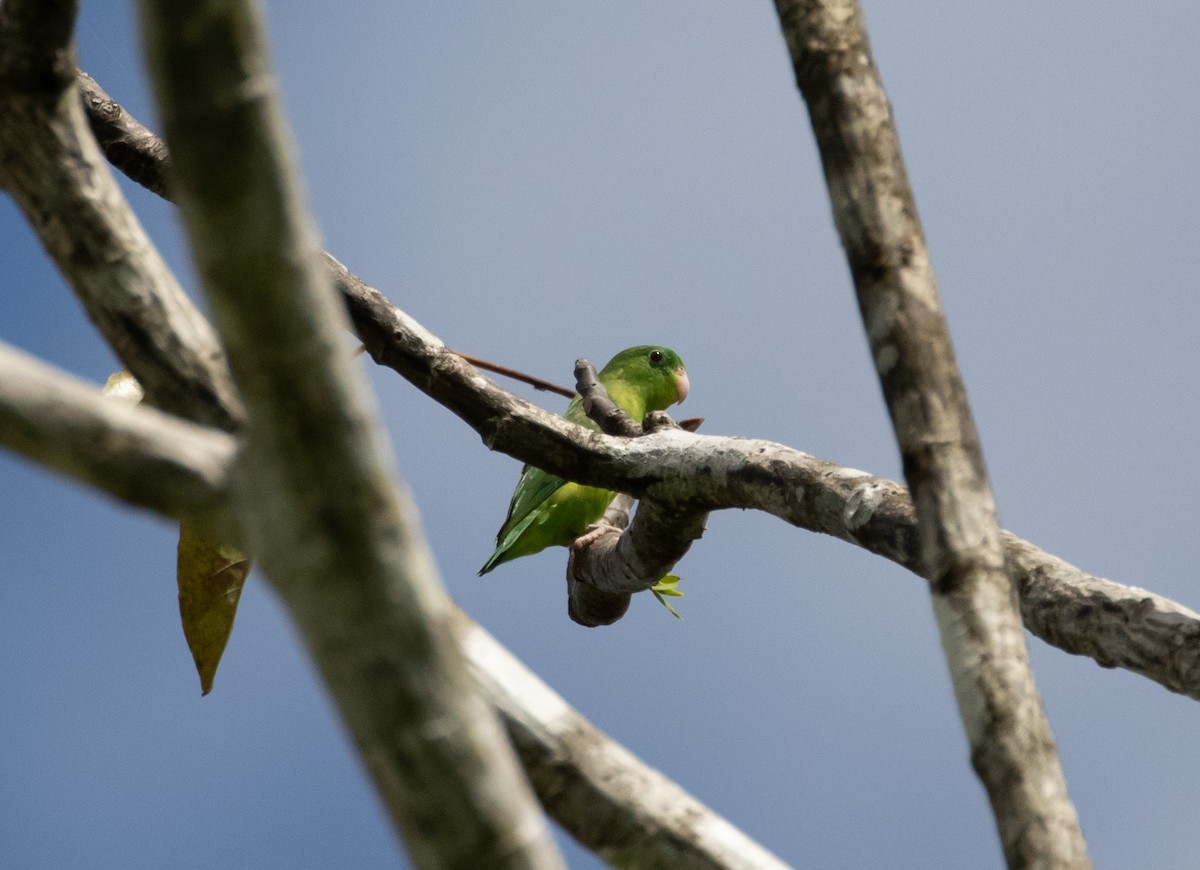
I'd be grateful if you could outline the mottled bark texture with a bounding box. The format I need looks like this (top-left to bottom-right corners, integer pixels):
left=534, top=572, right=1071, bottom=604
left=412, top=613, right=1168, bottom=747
left=773, top=1, right=1089, bottom=867
left=135, top=1, right=562, bottom=868
left=0, top=4, right=239, bottom=432
left=78, top=70, right=172, bottom=197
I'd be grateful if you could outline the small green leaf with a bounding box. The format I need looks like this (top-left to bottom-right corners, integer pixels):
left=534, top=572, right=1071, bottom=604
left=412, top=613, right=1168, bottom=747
left=652, top=589, right=683, bottom=620
left=650, top=575, right=684, bottom=619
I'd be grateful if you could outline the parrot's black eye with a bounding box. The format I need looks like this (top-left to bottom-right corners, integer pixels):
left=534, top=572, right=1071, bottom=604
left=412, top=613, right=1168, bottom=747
left=649, top=350, right=664, bottom=364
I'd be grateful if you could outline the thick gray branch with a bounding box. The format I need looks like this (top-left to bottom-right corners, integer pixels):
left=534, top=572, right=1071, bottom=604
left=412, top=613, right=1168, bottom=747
left=136, top=2, right=561, bottom=868
left=0, top=10, right=239, bottom=431
left=0, top=341, right=232, bottom=521
left=305, top=261, right=1200, bottom=708
left=773, top=2, right=1088, bottom=866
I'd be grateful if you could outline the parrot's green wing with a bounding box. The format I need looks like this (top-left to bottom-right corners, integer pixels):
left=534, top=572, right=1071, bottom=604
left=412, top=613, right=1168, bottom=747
left=500, top=466, right=565, bottom=542
left=479, top=464, right=613, bottom=574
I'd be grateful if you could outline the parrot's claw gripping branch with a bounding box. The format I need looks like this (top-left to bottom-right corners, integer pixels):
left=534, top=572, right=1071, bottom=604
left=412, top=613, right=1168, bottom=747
left=567, top=362, right=708, bottom=626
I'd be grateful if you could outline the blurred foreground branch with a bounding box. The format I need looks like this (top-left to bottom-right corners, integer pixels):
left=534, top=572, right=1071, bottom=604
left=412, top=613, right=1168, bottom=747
left=136, top=0, right=561, bottom=866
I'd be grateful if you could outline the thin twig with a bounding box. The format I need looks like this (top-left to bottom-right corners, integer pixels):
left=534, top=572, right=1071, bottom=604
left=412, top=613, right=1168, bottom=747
left=451, top=349, right=576, bottom=398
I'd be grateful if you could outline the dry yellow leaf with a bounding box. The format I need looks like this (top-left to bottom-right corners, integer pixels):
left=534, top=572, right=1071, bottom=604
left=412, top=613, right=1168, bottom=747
left=177, top=520, right=250, bottom=695
left=103, top=368, right=249, bottom=694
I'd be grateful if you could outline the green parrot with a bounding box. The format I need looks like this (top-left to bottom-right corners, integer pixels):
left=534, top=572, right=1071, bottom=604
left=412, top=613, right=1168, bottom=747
left=479, top=345, right=689, bottom=575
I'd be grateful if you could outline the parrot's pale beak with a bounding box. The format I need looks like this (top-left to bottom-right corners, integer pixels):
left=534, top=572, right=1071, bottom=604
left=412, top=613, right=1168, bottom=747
left=674, top=367, right=690, bottom=404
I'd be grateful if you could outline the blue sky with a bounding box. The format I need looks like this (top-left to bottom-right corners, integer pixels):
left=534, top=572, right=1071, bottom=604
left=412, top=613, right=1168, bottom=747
left=3, top=2, right=1200, bottom=867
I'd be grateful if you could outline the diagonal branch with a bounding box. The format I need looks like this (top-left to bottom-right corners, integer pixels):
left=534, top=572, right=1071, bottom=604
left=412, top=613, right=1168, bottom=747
left=455, top=613, right=792, bottom=869
left=78, top=70, right=171, bottom=197
left=6, top=332, right=1199, bottom=708
left=0, top=9, right=239, bottom=431
left=0, top=340, right=233, bottom=522
left=773, top=1, right=1088, bottom=866
left=136, top=1, right=561, bottom=867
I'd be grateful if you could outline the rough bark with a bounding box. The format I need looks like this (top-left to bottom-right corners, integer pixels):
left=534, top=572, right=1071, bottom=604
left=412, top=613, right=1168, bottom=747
left=564, top=362, right=710, bottom=625
left=0, top=4, right=239, bottom=431
left=773, top=2, right=1089, bottom=866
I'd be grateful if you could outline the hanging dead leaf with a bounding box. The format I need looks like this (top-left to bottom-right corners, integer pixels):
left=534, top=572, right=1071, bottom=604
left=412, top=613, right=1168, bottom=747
left=177, top=520, right=250, bottom=695
left=103, top=368, right=249, bottom=694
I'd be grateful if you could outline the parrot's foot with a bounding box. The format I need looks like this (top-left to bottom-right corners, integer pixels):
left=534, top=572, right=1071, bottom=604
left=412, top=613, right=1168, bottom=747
left=569, top=520, right=622, bottom=559
left=566, top=524, right=631, bottom=628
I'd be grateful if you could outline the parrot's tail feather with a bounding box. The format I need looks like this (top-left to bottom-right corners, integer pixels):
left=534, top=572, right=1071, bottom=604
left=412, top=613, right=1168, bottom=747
left=478, top=548, right=505, bottom=575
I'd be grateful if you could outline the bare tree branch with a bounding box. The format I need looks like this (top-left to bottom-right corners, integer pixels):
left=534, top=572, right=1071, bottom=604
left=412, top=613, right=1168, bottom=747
left=573, top=358, right=643, bottom=437
left=7, top=333, right=1199, bottom=709
left=77, top=70, right=171, bottom=197
left=772, top=2, right=1088, bottom=865
left=0, top=341, right=233, bottom=522
left=0, top=8, right=239, bottom=431
left=136, top=2, right=562, bottom=868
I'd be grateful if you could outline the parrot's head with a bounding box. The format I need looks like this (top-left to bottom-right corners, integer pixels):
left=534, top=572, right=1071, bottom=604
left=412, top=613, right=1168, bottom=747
left=599, top=345, right=688, bottom=418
